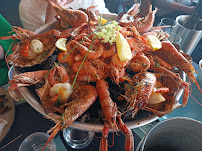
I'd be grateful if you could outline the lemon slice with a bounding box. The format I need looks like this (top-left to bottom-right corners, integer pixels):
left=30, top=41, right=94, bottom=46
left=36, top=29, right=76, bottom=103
left=148, top=92, right=166, bottom=104
left=147, top=35, right=162, bottom=51
left=116, top=33, right=132, bottom=61
left=55, top=38, right=67, bottom=52
left=98, top=16, right=107, bottom=25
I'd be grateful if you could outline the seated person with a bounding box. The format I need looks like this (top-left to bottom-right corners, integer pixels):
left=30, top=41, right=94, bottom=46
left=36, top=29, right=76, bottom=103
left=0, top=14, right=16, bottom=86
left=153, top=0, right=195, bottom=23
left=19, top=0, right=110, bottom=31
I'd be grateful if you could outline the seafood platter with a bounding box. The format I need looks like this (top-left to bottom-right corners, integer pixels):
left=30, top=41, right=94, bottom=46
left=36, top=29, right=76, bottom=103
left=1, top=1, right=201, bottom=150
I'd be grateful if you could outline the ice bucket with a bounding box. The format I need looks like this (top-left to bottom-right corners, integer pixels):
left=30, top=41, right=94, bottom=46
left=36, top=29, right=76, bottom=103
left=138, top=117, right=202, bottom=151
left=173, top=15, right=202, bottom=55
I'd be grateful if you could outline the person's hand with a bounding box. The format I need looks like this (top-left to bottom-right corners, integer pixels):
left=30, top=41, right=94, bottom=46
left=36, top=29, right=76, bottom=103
left=50, top=0, right=74, bottom=8
left=186, top=6, right=195, bottom=14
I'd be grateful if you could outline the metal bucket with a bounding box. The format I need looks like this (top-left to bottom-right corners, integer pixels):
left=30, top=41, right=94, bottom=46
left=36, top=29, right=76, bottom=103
left=172, top=15, right=202, bottom=55
left=138, top=117, right=202, bottom=151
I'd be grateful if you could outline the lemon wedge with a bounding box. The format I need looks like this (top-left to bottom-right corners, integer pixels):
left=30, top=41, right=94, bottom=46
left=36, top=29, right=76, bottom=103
left=55, top=38, right=67, bottom=52
left=98, top=16, right=107, bottom=25
left=148, top=92, right=166, bottom=104
left=116, top=33, right=132, bottom=61
left=147, top=35, right=162, bottom=51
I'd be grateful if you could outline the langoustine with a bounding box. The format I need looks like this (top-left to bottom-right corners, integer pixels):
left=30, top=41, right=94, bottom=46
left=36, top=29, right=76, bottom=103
left=42, top=84, right=98, bottom=151
left=124, top=72, right=157, bottom=117
left=154, top=41, right=202, bottom=93
left=119, top=2, right=158, bottom=34
left=48, top=0, right=88, bottom=28
left=96, top=80, right=134, bottom=151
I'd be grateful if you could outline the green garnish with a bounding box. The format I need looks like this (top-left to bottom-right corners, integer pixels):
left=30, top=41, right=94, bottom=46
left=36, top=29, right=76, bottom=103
left=96, top=21, right=121, bottom=44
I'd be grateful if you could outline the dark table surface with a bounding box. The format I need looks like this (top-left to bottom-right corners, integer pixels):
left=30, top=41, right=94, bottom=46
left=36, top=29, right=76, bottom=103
left=0, top=102, right=141, bottom=151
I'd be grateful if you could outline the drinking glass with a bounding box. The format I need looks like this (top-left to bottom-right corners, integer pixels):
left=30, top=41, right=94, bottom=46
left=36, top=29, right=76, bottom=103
left=158, top=18, right=177, bottom=33
left=18, top=132, right=56, bottom=151
left=63, top=127, right=95, bottom=149
left=167, top=32, right=182, bottom=46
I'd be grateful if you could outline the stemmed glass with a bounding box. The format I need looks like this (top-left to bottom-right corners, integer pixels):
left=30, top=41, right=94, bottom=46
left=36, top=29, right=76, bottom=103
left=158, top=18, right=182, bottom=47
left=158, top=18, right=177, bottom=33
left=167, top=32, right=182, bottom=46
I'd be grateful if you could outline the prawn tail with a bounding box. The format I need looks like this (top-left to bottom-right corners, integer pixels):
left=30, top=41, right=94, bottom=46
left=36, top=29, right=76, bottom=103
left=42, top=121, right=62, bottom=151
left=188, top=69, right=202, bottom=94
left=99, top=124, right=109, bottom=151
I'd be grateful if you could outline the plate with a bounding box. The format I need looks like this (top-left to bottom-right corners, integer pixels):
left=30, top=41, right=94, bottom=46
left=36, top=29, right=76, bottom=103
left=0, top=87, right=15, bottom=142
left=12, top=14, right=185, bottom=132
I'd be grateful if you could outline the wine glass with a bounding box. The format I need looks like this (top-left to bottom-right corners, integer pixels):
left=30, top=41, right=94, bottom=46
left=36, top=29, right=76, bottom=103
left=63, top=127, right=95, bottom=149
left=167, top=32, right=182, bottom=46
left=158, top=18, right=177, bottom=33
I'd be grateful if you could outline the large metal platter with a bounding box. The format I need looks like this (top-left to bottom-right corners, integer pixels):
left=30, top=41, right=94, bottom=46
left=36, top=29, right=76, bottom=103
left=12, top=14, right=185, bottom=132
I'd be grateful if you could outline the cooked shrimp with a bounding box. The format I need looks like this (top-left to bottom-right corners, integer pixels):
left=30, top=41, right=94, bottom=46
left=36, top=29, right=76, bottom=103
left=133, top=6, right=158, bottom=33
left=57, top=52, right=74, bottom=66
left=72, top=61, right=101, bottom=80
left=111, top=53, right=128, bottom=68
left=72, top=39, right=104, bottom=60
left=48, top=64, right=70, bottom=86
left=155, top=41, right=202, bottom=93
left=42, top=85, right=98, bottom=151
left=73, top=53, right=84, bottom=61
left=48, top=0, right=88, bottom=28
left=149, top=57, right=190, bottom=107
left=110, top=63, right=125, bottom=84
left=147, top=54, right=173, bottom=70
left=125, top=72, right=156, bottom=117
left=118, top=3, right=140, bottom=27
left=101, top=43, right=116, bottom=58
left=96, top=80, right=134, bottom=151
left=128, top=52, right=150, bottom=72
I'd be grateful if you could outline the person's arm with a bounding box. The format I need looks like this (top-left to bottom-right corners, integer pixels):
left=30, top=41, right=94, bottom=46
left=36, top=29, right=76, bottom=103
left=169, top=1, right=195, bottom=14
left=45, top=2, right=56, bottom=23
left=0, top=45, right=5, bottom=60
left=157, top=0, right=195, bottom=14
